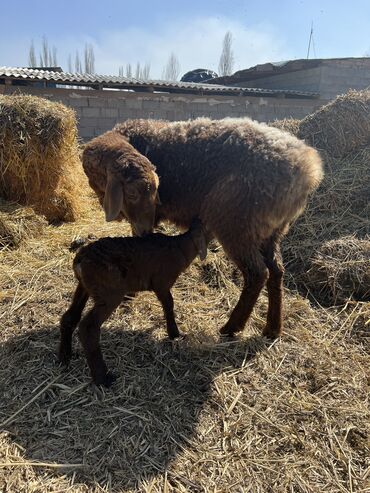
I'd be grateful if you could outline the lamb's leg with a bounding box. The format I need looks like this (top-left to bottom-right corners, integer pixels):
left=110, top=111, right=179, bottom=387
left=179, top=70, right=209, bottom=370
left=59, top=282, right=89, bottom=365
left=155, top=289, right=181, bottom=339
left=78, top=298, right=120, bottom=387
left=262, top=234, right=285, bottom=339
left=220, top=249, right=268, bottom=336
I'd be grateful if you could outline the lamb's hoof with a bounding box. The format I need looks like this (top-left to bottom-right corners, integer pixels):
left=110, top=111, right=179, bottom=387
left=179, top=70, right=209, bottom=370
left=262, top=323, right=282, bottom=340
left=101, top=371, right=117, bottom=388
left=58, top=348, right=71, bottom=367
left=219, top=323, right=242, bottom=337
left=169, top=330, right=186, bottom=340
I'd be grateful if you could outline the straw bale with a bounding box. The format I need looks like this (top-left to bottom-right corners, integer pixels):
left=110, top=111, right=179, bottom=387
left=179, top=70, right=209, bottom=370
left=0, top=199, right=46, bottom=249
left=269, top=118, right=300, bottom=136
left=284, top=145, right=370, bottom=293
left=305, top=236, right=370, bottom=305
left=298, top=89, right=370, bottom=157
left=0, top=94, right=87, bottom=222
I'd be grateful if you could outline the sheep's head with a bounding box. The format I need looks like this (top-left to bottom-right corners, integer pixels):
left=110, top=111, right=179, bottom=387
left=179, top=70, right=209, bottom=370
left=103, top=162, right=160, bottom=237
left=82, top=133, right=160, bottom=236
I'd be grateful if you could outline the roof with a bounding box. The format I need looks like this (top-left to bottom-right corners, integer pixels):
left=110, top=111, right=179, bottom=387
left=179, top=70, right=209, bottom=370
left=209, top=57, right=370, bottom=86
left=0, top=66, right=318, bottom=99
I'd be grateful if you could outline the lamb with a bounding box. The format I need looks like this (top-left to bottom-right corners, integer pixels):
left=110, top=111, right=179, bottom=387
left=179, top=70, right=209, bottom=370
left=82, top=117, right=324, bottom=340
left=59, top=219, right=207, bottom=387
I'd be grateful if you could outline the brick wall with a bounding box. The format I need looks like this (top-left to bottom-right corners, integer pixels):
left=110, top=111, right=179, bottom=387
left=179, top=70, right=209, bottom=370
left=1, top=85, right=323, bottom=140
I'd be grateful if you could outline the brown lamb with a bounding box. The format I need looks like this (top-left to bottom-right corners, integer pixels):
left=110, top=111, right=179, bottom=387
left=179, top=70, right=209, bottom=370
left=82, top=117, right=324, bottom=340
left=59, top=219, right=207, bottom=386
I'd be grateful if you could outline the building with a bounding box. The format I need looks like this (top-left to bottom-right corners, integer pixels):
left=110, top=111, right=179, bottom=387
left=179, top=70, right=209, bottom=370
left=0, top=66, right=320, bottom=140
left=208, top=58, right=370, bottom=101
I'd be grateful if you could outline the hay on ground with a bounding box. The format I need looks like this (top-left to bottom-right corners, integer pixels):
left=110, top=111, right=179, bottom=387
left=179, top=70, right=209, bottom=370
left=0, top=199, right=46, bottom=249
left=305, top=236, right=370, bottom=305
left=298, top=89, right=370, bottom=157
left=0, top=94, right=88, bottom=222
left=269, top=117, right=300, bottom=136
left=0, top=203, right=368, bottom=492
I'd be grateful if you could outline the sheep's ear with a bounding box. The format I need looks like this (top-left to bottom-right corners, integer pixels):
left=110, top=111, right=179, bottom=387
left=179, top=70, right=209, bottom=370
left=197, top=233, right=207, bottom=261
left=103, top=172, right=123, bottom=221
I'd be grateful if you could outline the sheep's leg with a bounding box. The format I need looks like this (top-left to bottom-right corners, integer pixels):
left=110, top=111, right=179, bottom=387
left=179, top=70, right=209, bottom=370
left=59, top=282, right=89, bottom=365
left=220, top=253, right=268, bottom=336
left=262, top=235, right=285, bottom=339
left=78, top=299, right=120, bottom=387
left=155, top=289, right=181, bottom=339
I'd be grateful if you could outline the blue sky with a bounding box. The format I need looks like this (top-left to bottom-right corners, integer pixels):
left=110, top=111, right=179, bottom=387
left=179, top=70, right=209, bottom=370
left=1, top=0, right=369, bottom=78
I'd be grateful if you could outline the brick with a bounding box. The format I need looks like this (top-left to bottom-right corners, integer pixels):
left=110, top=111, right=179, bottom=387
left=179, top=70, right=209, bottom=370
left=101, top=107, right=119, bottom=118
left=82, top=106, right=100, bottom=118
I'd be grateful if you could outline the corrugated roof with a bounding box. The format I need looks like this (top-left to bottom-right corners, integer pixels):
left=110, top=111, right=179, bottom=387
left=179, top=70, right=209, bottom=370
left=209, top=57, right=370, bottom=86
left=0, top=66, right=318, bottom=99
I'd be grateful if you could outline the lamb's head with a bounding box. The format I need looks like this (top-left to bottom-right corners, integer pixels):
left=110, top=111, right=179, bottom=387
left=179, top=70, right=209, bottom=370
left=82, top=133, right=160, bottom=237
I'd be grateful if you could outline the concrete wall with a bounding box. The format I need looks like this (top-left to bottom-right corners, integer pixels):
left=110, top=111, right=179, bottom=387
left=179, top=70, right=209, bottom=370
left=319, top=60, right=370, bottom=99
left=231, top=60, right=370, bottom=101
left=236, top=67, right=322, bottom=93
left=1, top=85, right=323, bottom=140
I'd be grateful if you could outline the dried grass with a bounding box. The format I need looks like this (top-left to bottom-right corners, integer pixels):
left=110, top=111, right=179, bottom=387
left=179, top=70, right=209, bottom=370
left=298, top=89, right=370, bottom=158
left=0, top=94, right=88, bottom=223
left=269, top=118, right=301, bottom=136
left=304, top=236, right=370, bottom=305
left=0, top=201, right=369, bottom=493
left=0, top=199, right=47, bottom=249
left=284, top=146, right=370, bottom=299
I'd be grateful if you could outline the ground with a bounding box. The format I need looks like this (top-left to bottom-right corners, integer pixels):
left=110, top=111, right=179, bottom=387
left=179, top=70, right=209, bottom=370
left=0, top=201, right=369, bottom=493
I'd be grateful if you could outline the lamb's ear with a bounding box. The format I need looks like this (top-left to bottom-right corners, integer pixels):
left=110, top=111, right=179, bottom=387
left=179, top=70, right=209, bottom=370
left=197, top=232, right=207, bottom=261
left=103, top=172, right=123, bottom=221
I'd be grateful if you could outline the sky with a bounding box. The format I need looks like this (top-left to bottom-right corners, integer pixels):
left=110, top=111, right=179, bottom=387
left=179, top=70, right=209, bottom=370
left=1, top=0, right=369, bottom=79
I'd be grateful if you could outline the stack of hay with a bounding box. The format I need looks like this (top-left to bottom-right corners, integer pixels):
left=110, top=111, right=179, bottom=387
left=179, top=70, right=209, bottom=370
left=0, top=94, right=87, bottom=224
left=0, top=199, right=46, bottom=249
left=305, top=236, right=370, bottom=304
left=271, top=90, right=370, bottom=305
left=298, top=89, right=370, bottom=157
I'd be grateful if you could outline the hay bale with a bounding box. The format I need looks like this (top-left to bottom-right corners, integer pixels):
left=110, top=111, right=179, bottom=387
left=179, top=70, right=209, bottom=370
left=0, top=94, right=87, bottom=222
left=305, top=236, right=370, bottom=305
left=0, top=199, right=46, bottom=249
left=284, top=145, right=370, bottom=283
left=269, top=118, right=300, bottom=136
left=298, top=89, right=370, bottom=158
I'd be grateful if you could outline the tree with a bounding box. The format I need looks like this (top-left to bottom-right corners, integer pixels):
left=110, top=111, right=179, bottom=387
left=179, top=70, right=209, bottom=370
left=218, top=31, right=234, bottom=76
left=141, top=62, right=150, bottom=80
left=28, top=40, right=37, bottom=67
left=30, top=36, right=58, bottom=68
left=126, top=63, right=132, bottom=78
left=75, top=50, right=83, bottom=73
left=67, top=54, right=73, bottom=72
left=162, top=53, right=180, bottom=81
left=84, top=43, right=95, bottom=74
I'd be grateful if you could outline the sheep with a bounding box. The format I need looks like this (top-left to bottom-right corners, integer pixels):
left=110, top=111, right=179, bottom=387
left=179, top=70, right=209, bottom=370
left=59, top=219, right=207, bottom=387
left=82, top=117, right=324, bottom=340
